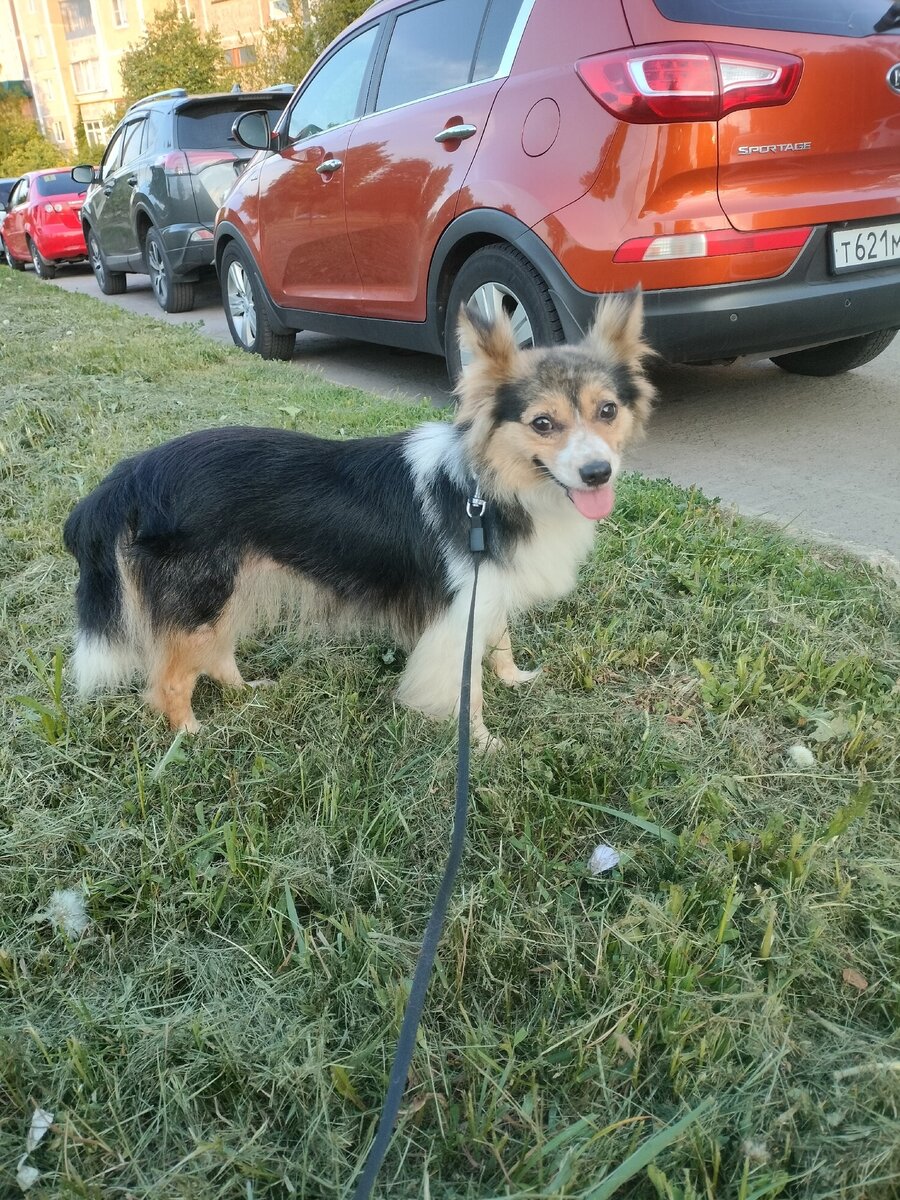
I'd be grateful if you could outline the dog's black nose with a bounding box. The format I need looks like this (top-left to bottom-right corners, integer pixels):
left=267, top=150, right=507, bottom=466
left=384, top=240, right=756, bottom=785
left=579, top=460, right=612, bottom=487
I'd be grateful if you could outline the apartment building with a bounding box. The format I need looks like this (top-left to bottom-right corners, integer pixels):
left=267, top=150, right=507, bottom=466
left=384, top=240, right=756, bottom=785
left=5, top=0, right=290, bottom=153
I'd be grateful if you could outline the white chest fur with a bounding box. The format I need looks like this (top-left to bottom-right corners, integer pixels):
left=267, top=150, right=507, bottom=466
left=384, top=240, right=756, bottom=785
left=497, top=502, right=597, bottom=613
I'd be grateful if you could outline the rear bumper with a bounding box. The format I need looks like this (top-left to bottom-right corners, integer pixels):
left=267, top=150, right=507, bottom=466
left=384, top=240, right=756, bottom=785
left=537, top=229, right=900, bottom=363
left=38, top=228, right=87, bottom=260
left=159, top=223, right=216, bottom=275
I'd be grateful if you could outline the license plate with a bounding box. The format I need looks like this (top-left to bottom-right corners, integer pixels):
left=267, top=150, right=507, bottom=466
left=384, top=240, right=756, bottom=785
left=831, top=220, right=900, bottom=273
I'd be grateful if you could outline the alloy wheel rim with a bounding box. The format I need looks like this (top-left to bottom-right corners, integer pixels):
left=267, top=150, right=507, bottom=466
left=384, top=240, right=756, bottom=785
left=30, top=243, right=41, bottom=273
left=90, top=237, right=105, bottom=287
left=460, top=282, right=534, bottom=368
left=147, top=239, right=167, bottom=306
left=226, top=260, right=257, bottom=348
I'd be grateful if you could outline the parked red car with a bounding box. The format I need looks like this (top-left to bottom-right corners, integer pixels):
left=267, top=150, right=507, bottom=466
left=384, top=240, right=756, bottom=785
left=216, top=0, right=900, bottom=379
left=2, top=169, right=88, bottom=278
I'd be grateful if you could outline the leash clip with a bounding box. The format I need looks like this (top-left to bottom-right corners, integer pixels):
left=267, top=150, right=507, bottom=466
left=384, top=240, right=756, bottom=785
left=467, top=484, right=486, bottom=554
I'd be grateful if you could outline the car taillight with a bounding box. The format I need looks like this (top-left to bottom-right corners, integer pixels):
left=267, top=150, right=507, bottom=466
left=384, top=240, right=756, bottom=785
left=44, top=203, right=64, bottom=213
left=163, top=151, right=192, bottom=175
left=614, top=226, right=812, bottom=263
left=577, top=42, right=803, bottom=123
left=164, top=150, right=234, bottom=174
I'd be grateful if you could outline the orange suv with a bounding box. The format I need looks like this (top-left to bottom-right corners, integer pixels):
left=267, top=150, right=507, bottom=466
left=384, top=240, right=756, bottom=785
left=216, top=0, right=900, bottom=378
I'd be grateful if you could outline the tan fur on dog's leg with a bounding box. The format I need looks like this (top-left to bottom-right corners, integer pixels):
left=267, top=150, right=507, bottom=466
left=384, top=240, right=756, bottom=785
left=489, top=626, right=541, bottom=688
left=146, top=634, right=206, bottom=733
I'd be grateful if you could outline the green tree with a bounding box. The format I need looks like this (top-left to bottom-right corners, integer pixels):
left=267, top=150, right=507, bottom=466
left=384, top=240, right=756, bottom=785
left=250, top=0, right=370, bottom=90
left=118, top=5, right=227, bottom=108
left=0, top=93, right=62, bottom=175
left=73, top=116, right=92, bottom=164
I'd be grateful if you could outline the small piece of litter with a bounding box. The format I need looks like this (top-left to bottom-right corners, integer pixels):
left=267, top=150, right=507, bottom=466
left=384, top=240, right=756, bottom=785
left=16, top=1157, right=40, bottom=1192
left=589, top=843, right=620, bottom=875
left=26, top=1108, right=53, bottom=1153
left=41, top=889, right=90, bottom=937
left=787, top=744, right=816, bottom=769
left=842, top=967, right=868, bottom=991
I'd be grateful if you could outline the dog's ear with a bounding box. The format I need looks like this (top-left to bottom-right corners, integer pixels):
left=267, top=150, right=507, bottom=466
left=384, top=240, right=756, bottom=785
left=456, top=304, right=519, bottom=380
left=585, top=287, right=650, bottom=367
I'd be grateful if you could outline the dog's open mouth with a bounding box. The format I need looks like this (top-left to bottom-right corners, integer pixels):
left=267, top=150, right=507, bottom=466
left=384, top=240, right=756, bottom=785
left=567, top=485, right=615, bottom=521
left=534, top=458, right=616, bottom=521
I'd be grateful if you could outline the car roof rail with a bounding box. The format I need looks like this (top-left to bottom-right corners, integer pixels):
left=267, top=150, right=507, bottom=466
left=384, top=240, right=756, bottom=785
left=129, top=87, right=188, bottom=110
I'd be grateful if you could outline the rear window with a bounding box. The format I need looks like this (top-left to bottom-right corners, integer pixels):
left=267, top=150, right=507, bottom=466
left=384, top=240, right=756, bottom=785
left=34, top=173, right=84, bottom=197
left=176, top=98, right=290, bottom=150
left=651, top=1, right=900, bottom=38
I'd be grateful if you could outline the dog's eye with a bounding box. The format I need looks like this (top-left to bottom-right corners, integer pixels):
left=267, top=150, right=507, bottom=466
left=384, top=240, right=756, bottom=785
left=600, top=402, right=618, bottom=421
left=531, top=416, right=554, bottom=434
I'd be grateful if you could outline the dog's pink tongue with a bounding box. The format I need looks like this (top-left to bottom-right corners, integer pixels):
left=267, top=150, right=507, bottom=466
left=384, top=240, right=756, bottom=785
left=570, top=484, right=615, bottom=520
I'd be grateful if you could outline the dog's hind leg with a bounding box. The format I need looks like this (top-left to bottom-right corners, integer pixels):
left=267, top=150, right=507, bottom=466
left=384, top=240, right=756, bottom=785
left=146, top=627, right=221, bottom=733
left=489, top=625, right=541, bottom=688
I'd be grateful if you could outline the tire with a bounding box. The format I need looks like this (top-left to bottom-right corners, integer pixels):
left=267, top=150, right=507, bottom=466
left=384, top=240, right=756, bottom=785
left=87, top=228, right=126, bottom=295
left=4, top=238, right=25, bottom=271
left=145, top=226, right=194, bottom=314
left=771, top=329, right=898, bottom=377
left=221, top=241, right=296, bottom=361
left=444, top=243, right=564, bottom=383
left=27, top=236, right=56, bottom=280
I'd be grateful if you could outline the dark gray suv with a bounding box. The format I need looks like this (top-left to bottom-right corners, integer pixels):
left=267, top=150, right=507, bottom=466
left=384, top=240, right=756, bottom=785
left=73, top=88, right=291, bottom=313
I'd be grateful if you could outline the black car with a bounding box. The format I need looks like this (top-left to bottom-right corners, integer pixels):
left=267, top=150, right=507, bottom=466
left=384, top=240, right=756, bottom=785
left=72, top=87, right=292, bottom=313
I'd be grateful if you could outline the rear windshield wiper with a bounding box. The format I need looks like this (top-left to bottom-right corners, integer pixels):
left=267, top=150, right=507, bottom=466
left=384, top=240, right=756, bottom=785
left=875, top=2, right=900, bottom=31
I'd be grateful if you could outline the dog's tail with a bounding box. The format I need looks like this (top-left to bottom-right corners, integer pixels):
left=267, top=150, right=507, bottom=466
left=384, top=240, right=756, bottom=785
left=63, top=461, right=143, bottom=695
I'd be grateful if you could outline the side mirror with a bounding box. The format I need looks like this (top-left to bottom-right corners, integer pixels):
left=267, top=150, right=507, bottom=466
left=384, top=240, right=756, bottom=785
left=71, top=164, right=95, bottom=185
left=232, top=110, right=272, bottom=152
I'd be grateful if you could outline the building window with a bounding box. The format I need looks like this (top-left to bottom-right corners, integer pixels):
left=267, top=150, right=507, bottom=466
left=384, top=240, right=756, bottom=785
left=71, top=58, right=104, bottom=94
left=60, top=0, right=96, bottom=38
left=84, top=118, right=108, bottom=145
left=27, top=0, right=36, bottom=12
left=269, top=0, right=289, bottom=17
left=112, top=0, right=127, bottom=26
left=226, top=44, right=257, bottom=66
left=34, top=33, right=45, bottom=56
left=175, top=0, right=190, bottom=16
left=53, top=121, right=65, bottom=141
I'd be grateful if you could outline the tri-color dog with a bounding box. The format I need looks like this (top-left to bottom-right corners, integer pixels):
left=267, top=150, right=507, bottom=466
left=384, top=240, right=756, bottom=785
left=64, top=292, right=654, bottom=747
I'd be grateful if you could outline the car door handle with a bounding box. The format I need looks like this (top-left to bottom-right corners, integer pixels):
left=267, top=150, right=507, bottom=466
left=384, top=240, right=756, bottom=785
left=434, top=124, right=477, bottom=143
left=315, top=158, right=343, bottom=175
left=127, top=176, right=137, bottom=187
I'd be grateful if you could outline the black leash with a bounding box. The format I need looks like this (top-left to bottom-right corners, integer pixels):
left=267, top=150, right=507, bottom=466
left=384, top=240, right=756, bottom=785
left=350, top=490, right=486, bottom=1200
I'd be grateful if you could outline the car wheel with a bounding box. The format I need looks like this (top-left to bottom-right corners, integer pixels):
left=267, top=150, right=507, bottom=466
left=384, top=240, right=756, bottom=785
left=444, top=244, right=564, bottom=383
left=27, top=237, right=56, bottom=280
left=87, top=228, right=126, bottom=295
left=4, top=238, right=25, bottom=271
left=145, top=227, right=194, bottom=314
left=221, top=242, right=296, bottom=361
left=771, top=329, right=898, bottom=376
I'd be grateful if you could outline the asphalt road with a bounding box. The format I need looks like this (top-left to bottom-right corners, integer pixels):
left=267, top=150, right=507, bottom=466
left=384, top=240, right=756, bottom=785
left=47, top=264, right=900, bottom=563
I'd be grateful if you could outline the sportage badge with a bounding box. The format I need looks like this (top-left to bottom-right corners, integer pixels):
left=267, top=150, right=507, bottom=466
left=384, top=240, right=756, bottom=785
left=888, top=64, right=900, bottom=94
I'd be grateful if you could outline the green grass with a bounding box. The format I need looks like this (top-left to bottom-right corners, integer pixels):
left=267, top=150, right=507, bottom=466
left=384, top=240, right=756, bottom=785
left=1, top=270, right=898, bottom=1200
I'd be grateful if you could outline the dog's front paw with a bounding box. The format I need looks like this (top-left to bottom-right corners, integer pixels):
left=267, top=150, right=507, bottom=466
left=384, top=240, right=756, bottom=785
left=245, top=678, right=276, bottom=690
left=473, top=724, right=504, bottom=755
left=496, top=664, right=542, bottom=688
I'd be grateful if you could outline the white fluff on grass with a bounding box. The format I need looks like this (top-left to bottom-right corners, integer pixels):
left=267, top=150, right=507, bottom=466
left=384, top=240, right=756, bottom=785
left=589, top=843, right=621, bottom=874
left=25, top=1108, right=53, bottom=1153
left=38, top=888, right=90, bottom=937
left=787, top=744, right=816, bottom=769
left=16, top=1156, right=40, bottom=1191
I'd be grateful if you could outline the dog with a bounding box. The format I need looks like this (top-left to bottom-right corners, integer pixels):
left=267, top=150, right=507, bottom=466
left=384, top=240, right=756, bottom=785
left=63, top=291, right=654, bottom=748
